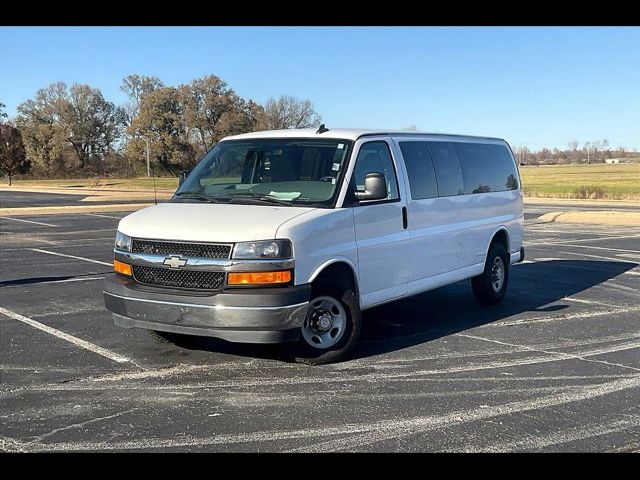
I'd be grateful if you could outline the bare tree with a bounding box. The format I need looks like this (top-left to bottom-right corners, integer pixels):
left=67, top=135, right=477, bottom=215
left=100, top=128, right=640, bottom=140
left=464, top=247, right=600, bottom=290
left=514, top=145, right=531, bottom=166
left=121, top=75, right=164, bottom=116
left=262, top=95, right=321, bottom=130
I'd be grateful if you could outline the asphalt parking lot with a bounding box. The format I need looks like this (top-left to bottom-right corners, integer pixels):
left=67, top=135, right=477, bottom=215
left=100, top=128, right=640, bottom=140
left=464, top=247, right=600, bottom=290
left=1, top=198, right=639, bottom=452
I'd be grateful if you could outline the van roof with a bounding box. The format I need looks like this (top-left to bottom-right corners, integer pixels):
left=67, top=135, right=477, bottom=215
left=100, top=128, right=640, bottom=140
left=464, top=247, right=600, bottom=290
left=223, top=128, right=506, bottom=143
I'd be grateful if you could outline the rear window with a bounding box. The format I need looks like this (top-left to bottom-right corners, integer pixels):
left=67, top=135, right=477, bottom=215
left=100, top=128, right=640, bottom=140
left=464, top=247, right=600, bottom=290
left=455, top=142, right=519, bottom=194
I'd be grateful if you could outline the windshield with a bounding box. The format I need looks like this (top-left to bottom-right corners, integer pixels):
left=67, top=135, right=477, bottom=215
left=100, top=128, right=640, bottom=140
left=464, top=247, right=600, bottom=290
left=174, top=138, right=353, bottom=207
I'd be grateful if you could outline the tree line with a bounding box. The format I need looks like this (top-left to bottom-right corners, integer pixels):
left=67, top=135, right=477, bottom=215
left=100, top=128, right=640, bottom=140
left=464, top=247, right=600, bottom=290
left=2, top=78, right=639, bottom=184
left=513, top=140, right=638, bottom=166
left=0, top=74, right=322, bottom=182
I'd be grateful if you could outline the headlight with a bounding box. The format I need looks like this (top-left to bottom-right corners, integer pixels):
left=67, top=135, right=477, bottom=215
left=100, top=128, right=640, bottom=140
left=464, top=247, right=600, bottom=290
left=232, top=239, right=292, bottom=260
left=115, top=231, right=132, bottom=252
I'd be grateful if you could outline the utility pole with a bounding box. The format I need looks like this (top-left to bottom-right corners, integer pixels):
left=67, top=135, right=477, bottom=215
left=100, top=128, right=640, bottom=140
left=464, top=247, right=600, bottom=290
left=587, top=144, right=590, bottom=164
left=145, top=136, right=150, bottom=178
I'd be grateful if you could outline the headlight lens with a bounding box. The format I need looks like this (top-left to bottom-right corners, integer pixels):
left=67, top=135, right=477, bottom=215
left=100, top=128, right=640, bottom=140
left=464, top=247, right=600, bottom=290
left=232, top=239, right=292, bottom=260
left=115, top=231, right=132, bottom=252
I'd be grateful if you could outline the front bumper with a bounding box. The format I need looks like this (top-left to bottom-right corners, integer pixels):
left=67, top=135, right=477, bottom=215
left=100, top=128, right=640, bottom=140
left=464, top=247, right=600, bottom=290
left=103, top=274, right=311, bottom=344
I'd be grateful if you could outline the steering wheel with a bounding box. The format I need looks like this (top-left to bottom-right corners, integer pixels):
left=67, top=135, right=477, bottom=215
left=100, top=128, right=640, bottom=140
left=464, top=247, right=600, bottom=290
left=319, top=176, right=335, bottom=183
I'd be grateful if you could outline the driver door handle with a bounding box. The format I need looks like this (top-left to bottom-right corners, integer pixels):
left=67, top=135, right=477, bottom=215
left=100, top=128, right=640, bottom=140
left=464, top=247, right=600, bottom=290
left=402, top=206, right=408, bottom=229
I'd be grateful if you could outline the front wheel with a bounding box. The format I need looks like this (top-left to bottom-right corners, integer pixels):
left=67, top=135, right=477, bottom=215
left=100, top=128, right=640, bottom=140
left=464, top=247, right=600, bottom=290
left=280, top=286, right=361, bottom=365
left=471, top=242, right=510, bottom=305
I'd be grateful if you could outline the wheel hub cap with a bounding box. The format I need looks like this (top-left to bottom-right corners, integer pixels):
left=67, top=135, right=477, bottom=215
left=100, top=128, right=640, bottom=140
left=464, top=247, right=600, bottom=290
left=318, top=314, right=332, bottom=331
left=491, top=257, right=505, bottom=292
left=301, top=296, right=347, bottom=350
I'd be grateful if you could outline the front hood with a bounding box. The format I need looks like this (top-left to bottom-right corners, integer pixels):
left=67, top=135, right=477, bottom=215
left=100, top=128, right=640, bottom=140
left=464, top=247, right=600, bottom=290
left=118, top=202, right=316, bottom=243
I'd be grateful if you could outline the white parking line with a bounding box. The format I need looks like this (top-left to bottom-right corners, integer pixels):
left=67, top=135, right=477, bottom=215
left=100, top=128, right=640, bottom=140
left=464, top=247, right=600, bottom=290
left=528, top=244, right=640, bottom=254
left=41, top=276, right=105, bottom=285
left=30, top=248, right=111, bottom=267
left=83, top=213, right=124, bottom=220
left=528, top=234, right=640, bottom=245
left=0, top=216, right=58, bottom=227
left=0, top=306, right=130, bottom=364
left=465, top=416, right=640, bottom=452
left=550, top=249, right=638, bottom=263
left=291, top=374, right=640, bottom=453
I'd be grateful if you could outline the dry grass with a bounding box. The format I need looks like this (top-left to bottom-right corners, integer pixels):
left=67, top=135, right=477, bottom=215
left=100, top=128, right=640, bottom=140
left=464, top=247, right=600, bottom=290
left=6, top=177, right=178, bottom=191
left=520, top=163, right=640, bottom=200
left=5, top=163, right=640, bottom=201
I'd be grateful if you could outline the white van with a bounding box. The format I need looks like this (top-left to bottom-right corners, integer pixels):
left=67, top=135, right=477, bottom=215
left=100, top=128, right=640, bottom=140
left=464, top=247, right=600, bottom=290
left=104, top=128, right=524, bottom=364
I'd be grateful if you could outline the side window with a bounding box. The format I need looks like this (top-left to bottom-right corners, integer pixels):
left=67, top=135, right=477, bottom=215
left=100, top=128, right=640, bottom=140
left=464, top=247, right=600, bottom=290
left=398, top=141, right=439, bottom=199
left=455, top=142, right=520, bottom=194
left=426, top=142, right=464, bottom=196
left=353, top=141, right=399, bottom=201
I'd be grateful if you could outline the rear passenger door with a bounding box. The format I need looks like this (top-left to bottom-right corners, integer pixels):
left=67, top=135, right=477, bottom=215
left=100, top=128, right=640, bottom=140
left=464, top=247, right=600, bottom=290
left=393, top=140, right=469, bottom=292
left=349, top=138, right=410, bottom=308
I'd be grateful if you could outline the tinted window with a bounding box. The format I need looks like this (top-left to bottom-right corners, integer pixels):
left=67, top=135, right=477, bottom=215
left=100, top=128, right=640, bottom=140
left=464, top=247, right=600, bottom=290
left=427, top=142, right=464, bottom=196
left=398, top=142, right=439, bottom=199
left=353, top=141, right=399, bottom=200
left=455, top=142, right=519, bottom=194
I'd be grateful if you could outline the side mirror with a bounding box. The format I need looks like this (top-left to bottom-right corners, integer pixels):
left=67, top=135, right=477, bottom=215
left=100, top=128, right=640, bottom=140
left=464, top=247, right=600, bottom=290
left=354, top=172, right=387, bottom=201
left=178, top=170, right=191, bottom=187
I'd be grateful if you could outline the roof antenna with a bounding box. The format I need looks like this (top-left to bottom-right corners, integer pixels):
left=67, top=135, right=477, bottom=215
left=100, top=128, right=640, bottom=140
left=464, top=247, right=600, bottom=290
left=316, top=124, right=329, bottom=134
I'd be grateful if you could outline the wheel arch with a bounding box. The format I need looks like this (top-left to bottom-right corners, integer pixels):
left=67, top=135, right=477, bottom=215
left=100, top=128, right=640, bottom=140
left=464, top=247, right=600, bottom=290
left=308, top=258, right=360, bottom=302
left=484, top=227, right=510, bottom=264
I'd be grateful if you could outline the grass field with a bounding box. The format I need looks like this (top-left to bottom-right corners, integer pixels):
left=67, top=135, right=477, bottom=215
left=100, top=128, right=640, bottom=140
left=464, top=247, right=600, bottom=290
left=6, top=177, right=179, bottom=190
left=4, top=163, right=640, bottom=200
left=519, top=163, right=640, bottom=200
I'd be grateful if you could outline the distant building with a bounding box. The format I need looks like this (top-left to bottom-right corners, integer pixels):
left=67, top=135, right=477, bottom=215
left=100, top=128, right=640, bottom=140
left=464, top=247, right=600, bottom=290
left=604, top=158, right=627, bottom=164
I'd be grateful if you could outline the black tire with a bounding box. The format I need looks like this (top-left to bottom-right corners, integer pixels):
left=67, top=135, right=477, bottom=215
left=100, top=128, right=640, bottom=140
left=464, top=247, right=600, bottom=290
left=471, top=241, right=510, bottom=305
left=280, top=286, right=361, bottom=365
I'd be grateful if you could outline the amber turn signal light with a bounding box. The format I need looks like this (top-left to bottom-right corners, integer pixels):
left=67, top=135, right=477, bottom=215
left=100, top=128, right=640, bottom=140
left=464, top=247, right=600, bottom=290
left=227, top=271, right=291, bottom=285
left=114, top=260, right=132, bottom=277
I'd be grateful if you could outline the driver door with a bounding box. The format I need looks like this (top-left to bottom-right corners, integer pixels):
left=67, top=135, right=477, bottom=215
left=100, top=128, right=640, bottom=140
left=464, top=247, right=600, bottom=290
left=349, top=138, right=410, bottom=308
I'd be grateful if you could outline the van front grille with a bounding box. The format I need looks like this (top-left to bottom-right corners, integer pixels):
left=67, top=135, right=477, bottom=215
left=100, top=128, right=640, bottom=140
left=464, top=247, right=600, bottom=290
left=131, top=240, right=231, bottom=259
left=133, top=266, right=225, bottom=290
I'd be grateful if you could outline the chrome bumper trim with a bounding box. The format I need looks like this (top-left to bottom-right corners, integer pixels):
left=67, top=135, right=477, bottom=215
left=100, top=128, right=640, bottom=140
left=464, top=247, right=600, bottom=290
left=103, top=291, right=308, bottom=311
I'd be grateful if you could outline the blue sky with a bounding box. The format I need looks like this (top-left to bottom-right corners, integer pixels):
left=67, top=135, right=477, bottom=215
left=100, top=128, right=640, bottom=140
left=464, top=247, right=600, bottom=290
left=1, top=26, right=639, bottom=150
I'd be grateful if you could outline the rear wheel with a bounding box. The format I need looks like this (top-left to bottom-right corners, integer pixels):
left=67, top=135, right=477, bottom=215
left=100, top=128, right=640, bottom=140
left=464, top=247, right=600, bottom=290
left=471, top=241, right=510, bottom=305
left=281, top=286, right=361, bottom=365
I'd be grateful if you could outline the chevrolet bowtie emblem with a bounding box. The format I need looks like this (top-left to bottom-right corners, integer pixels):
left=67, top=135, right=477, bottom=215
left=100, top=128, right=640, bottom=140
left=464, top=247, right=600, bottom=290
left=163, top=255, right=188, bottom=269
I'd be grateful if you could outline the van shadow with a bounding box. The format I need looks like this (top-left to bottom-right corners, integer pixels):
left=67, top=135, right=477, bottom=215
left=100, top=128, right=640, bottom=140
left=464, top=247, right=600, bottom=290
left=353, top=259, right=637, bottom=360
left=169, top=260, right=637, bottom=362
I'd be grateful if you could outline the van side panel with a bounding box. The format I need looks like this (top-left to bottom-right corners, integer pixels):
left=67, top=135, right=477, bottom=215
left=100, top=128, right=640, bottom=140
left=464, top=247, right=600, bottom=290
left=390, top=137, right=523, bottom=298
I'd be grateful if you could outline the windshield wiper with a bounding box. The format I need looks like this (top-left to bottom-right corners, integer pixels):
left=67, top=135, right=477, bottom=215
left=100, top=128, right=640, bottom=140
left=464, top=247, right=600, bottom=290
left=226, top=192, right=294, bottom=207
left=174, top=191, right=228, bottom=203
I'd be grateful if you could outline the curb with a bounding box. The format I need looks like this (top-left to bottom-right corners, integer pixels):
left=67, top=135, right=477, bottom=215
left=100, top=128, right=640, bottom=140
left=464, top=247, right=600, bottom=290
left=538, top=211, right=640, bottom=227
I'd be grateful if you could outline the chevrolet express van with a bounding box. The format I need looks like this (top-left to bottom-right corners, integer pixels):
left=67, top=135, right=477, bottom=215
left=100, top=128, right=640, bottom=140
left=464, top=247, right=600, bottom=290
left=104, top=128, right=524, bottom=364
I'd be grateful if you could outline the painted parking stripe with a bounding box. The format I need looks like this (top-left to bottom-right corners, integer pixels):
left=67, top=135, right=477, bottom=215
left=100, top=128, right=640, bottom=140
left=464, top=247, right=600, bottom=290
left=30, top=248, right=111, bottom=266
left=549, top=249, right=638, bottom=263
left=290, top=374, right=640, bottom=453
left=83, top=213, right=124, bottom=220
left=465, top=416, right=640, bottom=452
left=0, top=306, right=130, bottom=364
left=0, top=216, right=58, bottom=227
